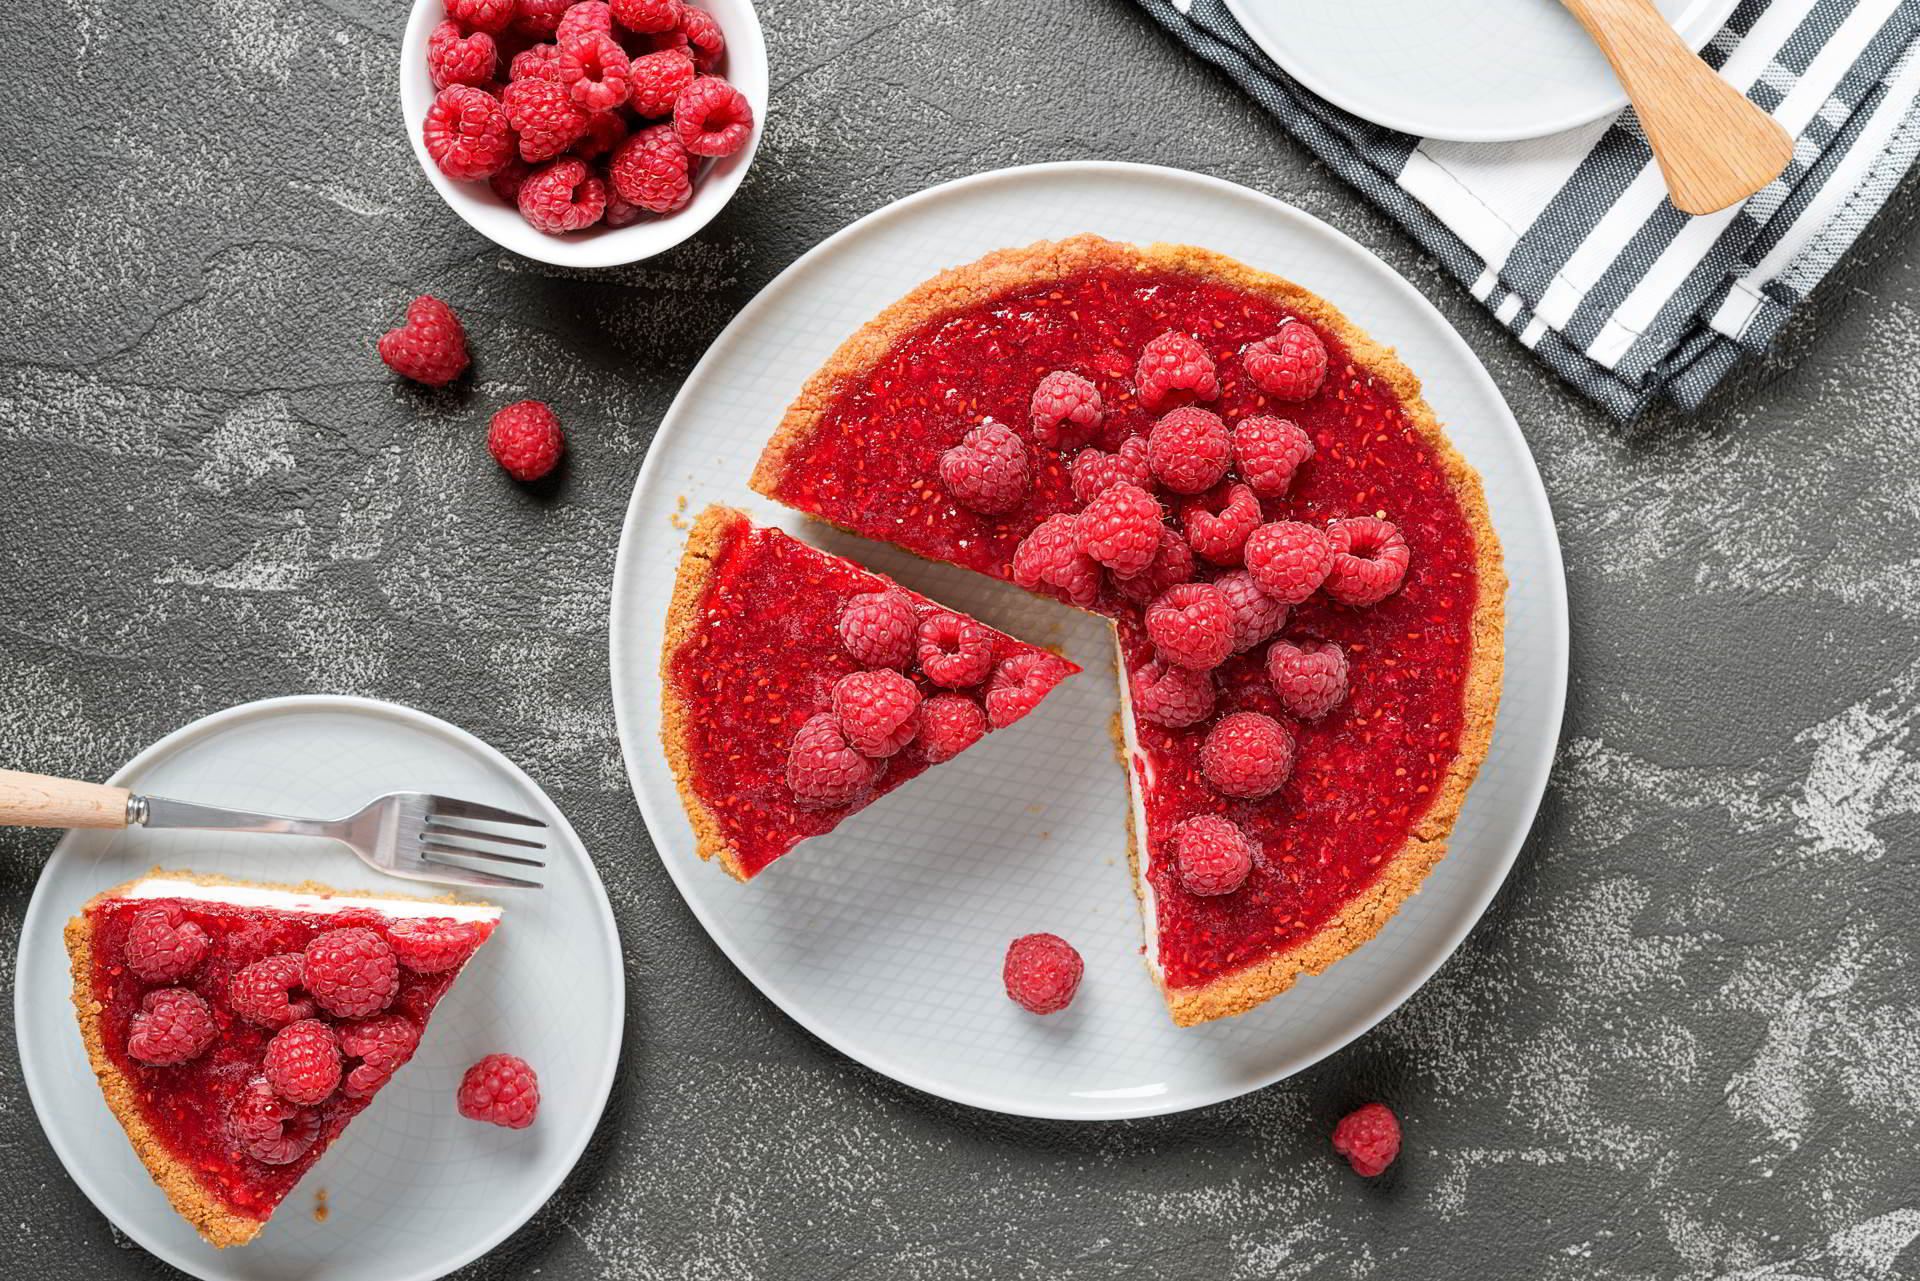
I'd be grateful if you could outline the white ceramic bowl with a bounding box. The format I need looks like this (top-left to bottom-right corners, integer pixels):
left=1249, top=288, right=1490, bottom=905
left=399, top=0, right=766, bottom=268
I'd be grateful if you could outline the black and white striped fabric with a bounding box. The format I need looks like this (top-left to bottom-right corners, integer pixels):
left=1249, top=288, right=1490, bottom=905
left=1135, top=0, right=1920, bottom=420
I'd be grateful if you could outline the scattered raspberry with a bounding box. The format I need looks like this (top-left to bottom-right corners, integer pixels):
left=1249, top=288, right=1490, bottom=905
left=918, top=694, right=987, bottom=763
left=627, top=47, right=695, bottom=116
left=232, top=1077, right=321, bottom=1165
left=1068, top=435, right=1151, bottom=504
left=512, top=0, right=573, bottom=37
left=1200, top=712, right=1295, bottom=799
left=1135, top=331, right=1219, bottom=411
left=424, top=85, right=513, bottom=181
left=1145, top=582, right=1233, bottom=671
left=785, top=712, right=874, bottom=806
left=126, top=988, right=216, bottom=1066
left=1128, top=659, right=1215, bottom=729
left=488, top=155, right=534, bottom=203
left=677, top=4, right=726, bottom=70
left=503, top=78, right=590, bottom=162
left=1010, top=512, right=1101, bottom=608
left=558, top=32, right=630, bottom=111
left=1332, top=1103, right=1401, bottom=1177
left=608, top=123, right=691, bottom=213
left=429, top=20, right=498, bottom=90
left=1172, top=815, right=1255, bottom=896
left=838, top=590, right=916, bottom=669
left=939, top=419, right=1030, bottom=515
left=488, top=399, right=566, bottom=480
left=1233, top=415, right=1313, bottom=497
left=378, top=295, right=470, bottom=387
left=985, top=650, right=1072, bottom=728
left=263, top=1019, right=342, bottom=1107
left=338, top=1014, right=421, bottom=1098
left=832, top=668, right=923, bottom=757
left=1244, top=521, right=1333, bottom=605
left=572, top=107, right=629, bottom=157
left=674, top=75, right=752, bottom=156
left=1323, top=516, right=1411, bottom=607
left=509, top=42, right=565, bottom=84
left=1268, top=638, right=1348, bottom=720
left=1076, top=481, right=1161, bottom=577
left=555, top=0, right=615, bottom=46
left=303, top=927, right=400, bottom=1020
left=123, top=906, right=209, bottom=984
left=387, top=918, right=484, bottom=974
left=447, top=0, right=515, bottom=35
left=1147, top=406, right=1231, bottom=495
left=1214, top=569, right=1288, bottom=653
left=1182, top=482, right=1260, bottom=566
left=230, top=953, right=315, bottom=1028
left=458, top=1053, right=541, bottom=1128
left=612, top=0, right=684, bottom=34
left=916, top=611, right=994, bottom=688
left=1112, top=525, right=1195, bottom=605
left=1244, top=320, right=1328, bottom=402
left=1029, top=370, right=1104, bottom=451
left=1002, top=933, right=1083, bottom=1015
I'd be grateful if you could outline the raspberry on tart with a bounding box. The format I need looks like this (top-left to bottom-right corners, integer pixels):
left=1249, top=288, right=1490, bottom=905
left=751, top=235, right=1506, bottom=1027
left=64, top=870, right=500, bottom=1248
left=660, top=505, right=1080, bottom=881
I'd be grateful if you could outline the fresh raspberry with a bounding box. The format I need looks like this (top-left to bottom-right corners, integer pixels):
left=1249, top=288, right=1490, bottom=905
left=509, top=42, right=565, bottom=84
left=1214, top=569, right=1288, bottom=653
left=1076, top=480, right=1161, bottom=577
left=126, top=988, right=215, bottom=1066
left=458, top=1053, right=541, bottom=1128
left=939, top=419, right=1030, bottom=515
left=429, top=20, right=498, bottom=90
left=519, top=154, right=607, bottom=232
left=627, top=47, right=695, bottom=116
left=1182, top=481, right=1260, bottom=566
left=985, top=650, right=1072, bottom=728
left=1268, top=638, right=1348, bottom=720
left=503, top=78, right=589, bottom=162
left=558, top=32, right=630, bottom=111
left=1145, top=582, right=1233, bottom=671
left=676, top=4, right=725, bottom=70
left=488, top=399, right=566, bottom=480
left=832, top=668, right=923, bottom=757
left=673, top=75, right=752, bottom=156
left=1172, top=815, right=1255, bottom=896
left=1010, top=513, right=1101, bottom=608
left=263, top=1019, right=341, bottom=1106
left=918, top=694, right=986, bottom=762
left=608, top=122, right=691, bottom=212
left=1200, top=712, right=1294, bottom=799
left=338, top=1015, right=421, bottom=1098
left=123, top=905, right=209, bottom=983
left=571, top=108, right=628, bottom=158
left=303, top=927, right=400, bottom=1019
left=378, top=295, right=469, bottom=387
left=1324, top=517, right=1411, bottom=607
left=231, top=1077, right=321, bottom=1165
left=1332, top=1103, right=1401, bottom=1177
left=916, top=612, right=994, bottom=688
left=1233, top=415, right=1313, bottom=498
left=785, top=712, right=874, bottom=806
left=602, top=183, right=645, bottom=227
left=1244, top=521, right=1333, bottom=605
left=1244, top=320, right=1328, bottom=402
left=612, top=0, right=684, bottom=34
left=1128, top=659, right=1215, bottom=729
left=838, top=590, right=916, bottom=669
left=1002, top=933, right=1083, bottom=1015
left=1112, top=526, right=1195, bottom=605
left=1135, top=330, right=1219, bottom=411
left=512, top=0, right=573, bottom=37
left=488, top=155, right=534, bottom=203
left=229, top=953, right=315, bottom=1028
left=1147, top=406, right=1231, bottom=495
left=424, top=84, right=513, bottom=180
left=447, top=0, right=515, bottom=35
left=1068, top=435, right=1150, bottom=504
left=555, top=0, right=615, bottom=46
left=386, top=918, right=484, bottom=974
left=1029, top=370, right=1103, bottom=451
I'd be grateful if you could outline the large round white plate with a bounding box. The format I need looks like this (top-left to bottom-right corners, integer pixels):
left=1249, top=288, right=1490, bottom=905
left=16, top=695, right=623, bottom=1281
left=1223, top=0, right=1740, bottom=141
left=609, top=161, right=1567, bottom=1120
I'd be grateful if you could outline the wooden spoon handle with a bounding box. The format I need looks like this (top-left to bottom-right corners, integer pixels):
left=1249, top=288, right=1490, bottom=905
left=0, top=769, right=132, bottom=829
left=1562, top=0, right=1792, bottom=215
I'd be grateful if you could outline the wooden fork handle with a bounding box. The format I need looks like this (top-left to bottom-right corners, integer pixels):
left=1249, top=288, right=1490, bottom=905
left=0, top=769, right=132, bottom=829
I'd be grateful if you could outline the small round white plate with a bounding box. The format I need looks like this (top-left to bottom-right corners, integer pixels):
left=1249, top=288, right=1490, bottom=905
left=1223, top=0, right=1740, bottom=141
left=16, top=695, right=623, bottom=1281
left=609, top=161, right=1567, bottom=1120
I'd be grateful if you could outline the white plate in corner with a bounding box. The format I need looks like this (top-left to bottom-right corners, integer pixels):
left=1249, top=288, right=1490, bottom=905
left=15, top=695, right=623, bottom=1281
left=609, top=162, right=1568, bottom=1120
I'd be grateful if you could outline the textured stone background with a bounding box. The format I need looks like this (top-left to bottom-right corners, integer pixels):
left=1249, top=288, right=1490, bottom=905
left=5, top=0, right=1920, bottom=1277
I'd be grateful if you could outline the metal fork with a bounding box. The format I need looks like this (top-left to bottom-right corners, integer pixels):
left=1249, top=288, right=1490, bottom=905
left=0, top=768, right=546, bottom=890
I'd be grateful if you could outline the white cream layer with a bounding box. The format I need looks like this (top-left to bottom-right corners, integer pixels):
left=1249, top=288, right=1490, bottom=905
left=122, top=876, right=502, bottom=923
left=1114, top=640, right=1163, bottom=981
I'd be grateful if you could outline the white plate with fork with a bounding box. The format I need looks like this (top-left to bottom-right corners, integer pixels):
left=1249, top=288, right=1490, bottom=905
left=13, top=694, right=623, bottom=1281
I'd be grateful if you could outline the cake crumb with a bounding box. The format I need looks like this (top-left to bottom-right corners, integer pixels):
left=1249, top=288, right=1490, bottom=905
left=313, top=1189, right=328, bottom=1222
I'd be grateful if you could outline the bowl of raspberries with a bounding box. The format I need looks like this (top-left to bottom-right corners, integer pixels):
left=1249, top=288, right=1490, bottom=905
left=401, top=0, right=764, bottom=267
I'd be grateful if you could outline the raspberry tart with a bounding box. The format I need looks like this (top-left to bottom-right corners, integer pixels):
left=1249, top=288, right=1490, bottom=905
left=65, top=870, right=501, bottom=1247
left=751, top=235, right=1506, bottom=1025
left=662, top=504, right=1079, bottom=880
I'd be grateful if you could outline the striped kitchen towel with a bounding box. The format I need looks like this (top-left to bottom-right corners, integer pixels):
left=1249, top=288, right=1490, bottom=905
left=1134, top=0, right=1920, bottom=420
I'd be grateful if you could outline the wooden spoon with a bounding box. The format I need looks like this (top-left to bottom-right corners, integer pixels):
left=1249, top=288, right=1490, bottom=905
left=1560, top=0, right=1793, bottom=214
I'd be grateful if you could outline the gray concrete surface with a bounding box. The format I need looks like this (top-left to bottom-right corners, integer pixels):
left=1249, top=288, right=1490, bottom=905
left=5, top=0, right=1920, bottom=1277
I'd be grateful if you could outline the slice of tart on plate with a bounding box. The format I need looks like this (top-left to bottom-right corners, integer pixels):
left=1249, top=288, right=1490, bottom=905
left=661, top=504, right=1080, bottom=881
left=751, top=234, right=1506, bottom=1025
left=65, top=869, right=501, bottom=1247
